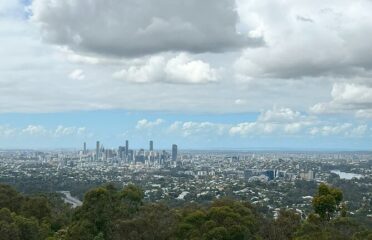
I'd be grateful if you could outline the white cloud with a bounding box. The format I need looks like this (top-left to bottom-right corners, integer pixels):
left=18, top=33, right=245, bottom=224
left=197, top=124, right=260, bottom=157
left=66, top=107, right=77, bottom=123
left=170, top=112, right=369, bottom=138
left=136, top=119, right=164, bottom=130
left=0, top=0, right=371, bottom=119
left=169, top=121, right=227, bottom=137
left=229, top=122, right=257, bottom=136
left=22, top=125, right=47, bottom=136
left=310, top=82, right=372, bottom=117
left=0, top=0, right=22, bottom=17
left=54, top=125, right=86, bottom=137
left=351, top=125, right=368, bottom=136
left=14, top=125, right=89, bottom=138
left=258, top=107, right=302, bottom=123
left=113, top=56, right=165, bottom=84
left=284, top=123, right=304, bottom=134
left=0, top=125, right=17, bottom=137
left=30, top=0, right=260, bottom=57
left=235, top=0, right=372, bottom=79
left=69, top=69, right=85, bottom=80
left=230, top=107, right=316, bottom=136
left=167, top=107, right=325, bottom=137
left=234, top=99, right=246, bottom=105
left=309, top=123, right=367, bottom=137
left=113, top=54, right=218, bottom=84
left=164, top=54, right=218, bottom=84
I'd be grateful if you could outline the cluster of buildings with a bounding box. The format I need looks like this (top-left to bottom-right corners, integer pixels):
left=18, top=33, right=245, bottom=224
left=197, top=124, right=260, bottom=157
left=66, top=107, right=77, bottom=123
left=82, top=140, right=178, bottom=166
left=0, top=149, right=370, bottom=219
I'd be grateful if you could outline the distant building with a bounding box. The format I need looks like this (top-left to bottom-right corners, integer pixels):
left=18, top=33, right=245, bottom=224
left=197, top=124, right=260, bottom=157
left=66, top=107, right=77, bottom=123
left=83, top=142, right=86, bottom=154
left=136, top=149, right=145, bottom=163
left=128, top=150, right=134, bottom=162
left=95, top=141, right=100, bottom=161
left=125, top=140, right=129, bottom=157
left=118, top=146, right=125, bottom=159
left=264, top=170, right=275, bottom=181
left=299, top=170, right=315, bottom=181
left=150, top=140, right=153, bottom=151
left=172, top=144, right=178, bottom=161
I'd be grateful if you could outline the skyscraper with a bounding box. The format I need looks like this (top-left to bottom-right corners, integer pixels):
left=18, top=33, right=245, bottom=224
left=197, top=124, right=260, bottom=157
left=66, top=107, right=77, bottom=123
left=149, top=140, right=153, bottom=151
left=125, top=140, right=129, bottom=157
left=83, top=142, right=86, bottom=154
left=96, top=141, right=100, bottom=161
left=118, top=146, right=125, bottom=159
left=172, top=144, right=177, bottom=162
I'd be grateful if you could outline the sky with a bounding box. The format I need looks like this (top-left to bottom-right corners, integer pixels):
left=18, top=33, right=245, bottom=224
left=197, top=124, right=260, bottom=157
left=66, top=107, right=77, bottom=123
left=0, top=0, right=372, bottom=150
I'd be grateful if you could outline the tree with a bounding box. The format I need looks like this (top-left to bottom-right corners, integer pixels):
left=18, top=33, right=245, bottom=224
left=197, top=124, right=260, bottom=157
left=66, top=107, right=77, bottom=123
left=0, top=221, right=20, bottom=240
left=176, top=198, right=259, bottom=240
left=112, top=203, right=178, bottom=240
left=13, top=215, right=41, bottom=240
left=21, top=196, right=52, bottom=221
left=264, top=209, right=301, bottom=240
left=0, top=208, right=20, bottom=240
left=70, top=187, right=114, bottom=238
left=312, top=183, right=343, bottom=221
left=0, top=185, right=24, bottom=213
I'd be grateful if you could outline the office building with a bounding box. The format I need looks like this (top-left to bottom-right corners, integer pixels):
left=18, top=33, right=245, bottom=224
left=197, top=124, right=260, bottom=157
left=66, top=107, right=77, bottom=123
left=96, top=141, right=100, bottom=161
left=150, top=140, right=153, bottom=151
left=118, top=146, right=125, bottom=159
left=83, top=142, right=86, bottom=154
left=172, top=144, right=178, bottom=162
left=125, top=140, right=129, bottom=156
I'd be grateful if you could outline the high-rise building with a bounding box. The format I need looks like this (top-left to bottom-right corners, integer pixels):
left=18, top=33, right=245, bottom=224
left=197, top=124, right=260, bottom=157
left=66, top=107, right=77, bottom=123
left=149, top=140, right=153, bottom=151
left=125, top=140, right=129, bottom=156
left=83, top=142, right=86, bottom=154
left=128, top=150, right=134, bottom=163
left=136, top=149, right=145, bottom=163
left=172, top=144, right=178, bottom=162
left=96, top=141, right=100, bottom=161
left=118, top=146, right=125, bottom=159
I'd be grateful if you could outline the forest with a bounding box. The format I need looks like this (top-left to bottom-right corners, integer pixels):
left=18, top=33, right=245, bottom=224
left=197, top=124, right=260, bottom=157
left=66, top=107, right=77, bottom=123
left=0, top=183, right=371, bottom=240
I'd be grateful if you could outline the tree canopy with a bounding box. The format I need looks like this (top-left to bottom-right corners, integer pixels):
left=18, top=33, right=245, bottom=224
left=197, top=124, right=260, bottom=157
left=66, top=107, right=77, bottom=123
left=0, top=183, right=371, bottom=240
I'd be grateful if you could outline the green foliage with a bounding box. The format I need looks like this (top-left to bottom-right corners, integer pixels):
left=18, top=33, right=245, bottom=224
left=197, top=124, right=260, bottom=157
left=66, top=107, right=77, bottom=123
left=0, top=183, right=371, bottom=240
left=312, top=183, right=343, bottom=220
left=176, top=198, right=259, bottom=240
left=112, top=203, right=178, bottom=240
left=0, top=208, right=49, bottom=240
left=14, top=215, right=41, bottom=240
left=294, top=184, right=370, bottom=239
left=120, top=184, right=144, bottom=203
left=0, top=184, right=74, bottom=240
left=0, top=208, right=20, bottom=240
left=21, top=197, right=52, bottom=221
left=295, top=216, right=370, bottom=240
left=0, top=184, right=24, bottom=213
left=66, top=219, right=97, bottom=240
left=262, top=209, right=301, bottom=240
left=67, top=184, right=145, bottom=240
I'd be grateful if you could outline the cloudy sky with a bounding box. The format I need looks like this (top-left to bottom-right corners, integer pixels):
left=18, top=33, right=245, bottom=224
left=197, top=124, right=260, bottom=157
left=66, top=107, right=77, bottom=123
left=0, top=0, right=372, bottom=150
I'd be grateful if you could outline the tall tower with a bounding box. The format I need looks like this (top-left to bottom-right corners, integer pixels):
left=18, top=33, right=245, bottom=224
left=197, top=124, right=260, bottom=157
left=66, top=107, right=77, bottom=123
left=83, top=142, right=86, bottom=154
left=172, top=144, right=177, bottom=162
left=149, top=140, right=153, bottom=151
left=96, top=141, right=100, bottom=161
left=125, top=140, right=129, bottom=156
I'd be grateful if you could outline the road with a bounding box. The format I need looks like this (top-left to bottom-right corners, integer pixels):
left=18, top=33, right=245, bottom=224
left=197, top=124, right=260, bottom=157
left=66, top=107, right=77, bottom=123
left=58, top=191, right=83, bottom=208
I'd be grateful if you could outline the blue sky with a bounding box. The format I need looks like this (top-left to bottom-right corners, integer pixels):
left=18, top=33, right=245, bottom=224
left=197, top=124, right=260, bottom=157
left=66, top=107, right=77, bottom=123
left=0, top=0, right=372, bottom=150
left=0, top=110, right=370, bottom=150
